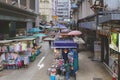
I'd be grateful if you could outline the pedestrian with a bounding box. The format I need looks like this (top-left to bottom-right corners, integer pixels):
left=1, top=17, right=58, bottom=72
left=62, top=49, right=69, bottom=63
left=64, top=60, right=70, bottom=80
left=49, top=41, right=51, bottom=46
left=70, top=66, right=76, bottom=77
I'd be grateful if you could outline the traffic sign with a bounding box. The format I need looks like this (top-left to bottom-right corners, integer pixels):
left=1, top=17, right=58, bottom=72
left=52, top=16, right=58, bottom=19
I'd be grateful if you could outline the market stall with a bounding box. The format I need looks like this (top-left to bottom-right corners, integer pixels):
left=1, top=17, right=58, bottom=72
left=0, top=40, right=13, bottom=70
left=33, top=33, right=47, bottom=43
left=48, top=40, right=78, bottom=80
left=0, top=37, right=42, bottom=70
left=13, top=37, right=42, bottom=62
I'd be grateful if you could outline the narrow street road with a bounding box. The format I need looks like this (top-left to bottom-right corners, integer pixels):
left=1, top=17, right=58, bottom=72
left=0, top=41, right=54, bottom=80
left=76, top=45, right=112, bottom=80
left=0, top=42, right=112, bottom=80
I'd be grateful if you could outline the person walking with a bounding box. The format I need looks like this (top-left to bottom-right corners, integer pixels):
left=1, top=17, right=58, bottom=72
left=64, top=60, right=70, bottom=80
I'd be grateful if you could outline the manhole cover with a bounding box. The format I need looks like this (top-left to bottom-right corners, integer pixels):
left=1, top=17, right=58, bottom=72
left=93, top=78, right=102, bottom=80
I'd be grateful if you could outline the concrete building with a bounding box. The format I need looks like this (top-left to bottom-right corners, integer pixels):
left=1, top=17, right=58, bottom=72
left=0, top=0, right=39, bottom=38
left=51, top=0, right=57, bottom=17
left=71, top=0, right=120, bottom=80
left=56, top=0, right=71, bottom=22
left=39, top=0, right=52, bottom=22
left=71, top=0, right=96, bottom=51
left=51, top=0, right=58, bottom=25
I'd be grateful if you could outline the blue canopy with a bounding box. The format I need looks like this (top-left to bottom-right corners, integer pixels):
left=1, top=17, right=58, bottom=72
left=33, top=33, right=47, bottom=37
left=52, top=40, right=78, bottom=48
left=28, top=28, right=42, bottom=33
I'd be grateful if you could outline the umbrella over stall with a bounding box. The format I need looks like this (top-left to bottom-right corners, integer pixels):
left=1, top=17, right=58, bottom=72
left=45, top=26, right=52, bottom=29
left=33, top=33, right=48, bottom=43
left=43, top=37, right=55, bottom=41
left=68, top=30, right=82, bottom=36
left=33, top=33, right=47, bottom=37
left=61, top=29, right=70, bottom=33
left=27, top=28, right=43, bottom=33
left=57, top=24, right=67, bottom=29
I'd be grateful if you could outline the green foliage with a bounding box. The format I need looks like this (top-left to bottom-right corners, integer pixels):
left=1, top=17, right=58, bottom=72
left=111, top=33, right=118, bottom=46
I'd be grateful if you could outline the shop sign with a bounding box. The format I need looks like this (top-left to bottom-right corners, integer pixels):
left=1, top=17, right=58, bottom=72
left=109, top=32, right=120, bottom=52
left=52, top=16, right=58, bottom=19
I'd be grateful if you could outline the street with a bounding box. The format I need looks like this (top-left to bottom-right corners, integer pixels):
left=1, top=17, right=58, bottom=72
left=0, top=41, right=54, bottom=80
left=76, top=50, right=112, bottom=80
left=0, top=0, right=119, bottom=80
left=0, top=42, right=112, bottom=80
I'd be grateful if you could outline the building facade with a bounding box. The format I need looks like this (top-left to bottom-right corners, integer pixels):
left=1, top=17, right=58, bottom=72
left=71, top=0, right=96, bottom=52
left=71, top=0, right=120, bottom=79
left=97, top=0, right=120, bottom=80
left=56, top=0, right=71, bottom=22
left=51, top=0, right=57, bottom=17
left=0, top=0, right=39, bottom=38
left=39, top=0, right=52, bottom=22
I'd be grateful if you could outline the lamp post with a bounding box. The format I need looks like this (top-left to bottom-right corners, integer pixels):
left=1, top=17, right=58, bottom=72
left=90, top=0, right=103, bottom=61
left=90, top=0, right=103, bottom=38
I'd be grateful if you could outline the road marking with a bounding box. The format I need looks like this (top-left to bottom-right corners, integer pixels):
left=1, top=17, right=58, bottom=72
left=39, top=64, right=44, bottom=70
left=37, top=56, right=45, bottom=67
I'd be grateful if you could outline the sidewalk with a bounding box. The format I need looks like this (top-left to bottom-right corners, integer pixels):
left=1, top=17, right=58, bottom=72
left=76, top=46, right=112, bottom=80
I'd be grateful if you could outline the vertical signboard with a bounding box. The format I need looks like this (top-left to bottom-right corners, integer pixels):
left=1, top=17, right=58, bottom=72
left=94, top=41, right=101, bottom=61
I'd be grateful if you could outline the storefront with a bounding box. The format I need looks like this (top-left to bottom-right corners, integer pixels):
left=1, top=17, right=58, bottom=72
left=98, top=12, right=120, bottom=80
left=97, top=27, right=120, bottom=80
left=109, top=30, right=120, bottom=79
